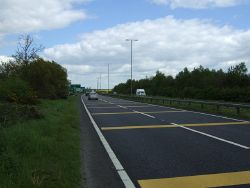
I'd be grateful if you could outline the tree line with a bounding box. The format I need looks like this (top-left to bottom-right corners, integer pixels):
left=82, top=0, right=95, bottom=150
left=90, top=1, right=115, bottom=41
left=0, top=35, right=69, bottom=105
left=113, top=62, right=250, bottom=102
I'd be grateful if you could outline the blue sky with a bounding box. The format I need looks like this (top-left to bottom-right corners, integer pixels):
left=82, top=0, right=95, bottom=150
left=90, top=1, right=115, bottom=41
left=1, top=0, right=250, bottom=88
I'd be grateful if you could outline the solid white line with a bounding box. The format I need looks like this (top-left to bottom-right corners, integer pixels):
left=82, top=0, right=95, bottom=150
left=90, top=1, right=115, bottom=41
left=111, top=96, right=248, bottom=123
left=171, top=123, right=250, bottom=150
left=81, top=96, right=136, bottom=188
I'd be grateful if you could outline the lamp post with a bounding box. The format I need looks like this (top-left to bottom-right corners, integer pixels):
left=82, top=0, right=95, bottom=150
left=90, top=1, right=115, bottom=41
left=97, top=77, right=99, bottom=92
left=108, top=64, right=110, bottom=93
left=100, top=73, right=102, bottom=92
left=126, top=39, right=138, bottom=96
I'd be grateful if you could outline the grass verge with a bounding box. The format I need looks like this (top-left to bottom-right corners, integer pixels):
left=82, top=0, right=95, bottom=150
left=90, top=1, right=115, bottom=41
left=0, top=96, right=81, bottom=188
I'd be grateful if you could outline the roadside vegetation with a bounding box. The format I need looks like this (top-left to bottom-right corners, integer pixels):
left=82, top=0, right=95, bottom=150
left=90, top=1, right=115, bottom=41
left=0, top=35, right=69, bottom=125
left=114, top=62, right=250, bottom=103
left=0, top=96, right=80, bottom=187
left=0, top=35, right=81, bottom=187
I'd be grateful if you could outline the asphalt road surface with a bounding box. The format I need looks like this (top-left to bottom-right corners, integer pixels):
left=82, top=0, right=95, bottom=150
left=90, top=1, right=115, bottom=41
left=81, top=95, right=250, bottom=188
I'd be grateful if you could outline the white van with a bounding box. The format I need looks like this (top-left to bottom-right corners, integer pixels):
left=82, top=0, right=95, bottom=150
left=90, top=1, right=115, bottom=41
left=136, top=89, right=146, bottom=96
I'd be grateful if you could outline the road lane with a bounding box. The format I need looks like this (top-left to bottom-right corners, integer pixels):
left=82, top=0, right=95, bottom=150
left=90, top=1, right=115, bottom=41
left=82, top=95, right=250, bottom=188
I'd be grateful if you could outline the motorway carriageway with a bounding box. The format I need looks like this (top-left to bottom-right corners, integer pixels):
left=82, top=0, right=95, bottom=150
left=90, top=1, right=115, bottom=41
left=81, top=95, right=250, bottom=188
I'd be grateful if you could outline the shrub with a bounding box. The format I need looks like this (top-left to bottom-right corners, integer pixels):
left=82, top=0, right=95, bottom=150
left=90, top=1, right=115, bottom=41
left=0, top=77, right=38, bottom=104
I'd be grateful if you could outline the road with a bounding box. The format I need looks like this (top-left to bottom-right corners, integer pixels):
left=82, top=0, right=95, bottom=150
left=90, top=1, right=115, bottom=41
left=81, top=95, right=250, bottom=188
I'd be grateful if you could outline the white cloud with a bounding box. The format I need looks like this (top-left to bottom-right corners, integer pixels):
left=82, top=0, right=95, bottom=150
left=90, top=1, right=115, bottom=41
left=0, top=0, right=89, bottom=36
left=44, top=16, right=250, bottom=88
left=0, top=56, right=14, bottom=63
left=150, top=0, right=244, bottom=9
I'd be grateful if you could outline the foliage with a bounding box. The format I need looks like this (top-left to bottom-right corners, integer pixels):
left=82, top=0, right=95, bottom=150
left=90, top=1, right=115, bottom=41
left=0, top=34, right=69, bottom=102
left=113, top=62, right=250, bottom=102
left=22, top=58, right=69, bottom=99
left=0, top=77, right=37, bottom=104
left=0, top=96, right=80, bottom=187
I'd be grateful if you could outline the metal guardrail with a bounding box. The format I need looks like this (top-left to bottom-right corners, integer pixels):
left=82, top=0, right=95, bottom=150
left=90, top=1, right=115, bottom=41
left=106, top=94, right=250, bottom=115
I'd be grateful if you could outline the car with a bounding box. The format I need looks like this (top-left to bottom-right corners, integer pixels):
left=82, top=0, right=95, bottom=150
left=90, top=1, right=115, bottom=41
left=85, top=92, right=90, bottom=96
left=136, top=89, right=146, bottom=96
left=88, top=91, right=98, bottom=100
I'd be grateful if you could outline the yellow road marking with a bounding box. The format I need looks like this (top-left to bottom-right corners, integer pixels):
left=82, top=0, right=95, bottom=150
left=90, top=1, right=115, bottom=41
left=138, top=170, right=250, bottom=188
left=101, top=125, right=177, bottom=130
left=92, top=112, right=138, bottom=115
left=92, top=111, right=185, bottom=115
left=88, top=106, right=121, bottom=109
left=180, top=121, right=249, bottom=127
left=101, top=121, right=249, bottom=131
left=147, top=111, right=186, bottom=114
left=122, top=106, right=155, bottom=108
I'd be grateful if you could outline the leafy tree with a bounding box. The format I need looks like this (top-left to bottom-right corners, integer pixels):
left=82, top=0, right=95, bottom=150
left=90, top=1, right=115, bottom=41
left=113, top=62, right=250, bottom=102
left=226, top=62, right=249, bottom=87
left=23, top=59, right=69, bottom=99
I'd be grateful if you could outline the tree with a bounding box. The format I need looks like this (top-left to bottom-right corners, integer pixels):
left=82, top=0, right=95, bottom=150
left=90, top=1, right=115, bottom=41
left=113, top=62, right=250, bottom=102
left=24, top=58, right=69, bottom=99
left=12, top=35, right=43, bottom=66
left=226, top=62, right=249, bottom=87
left=228, top=62, right=248, bottom=76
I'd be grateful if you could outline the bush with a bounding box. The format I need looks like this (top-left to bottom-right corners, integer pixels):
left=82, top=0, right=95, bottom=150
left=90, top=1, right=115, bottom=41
left=0, top=77, right=38, bottom=104
left=23, top=59, right=69, bottom=99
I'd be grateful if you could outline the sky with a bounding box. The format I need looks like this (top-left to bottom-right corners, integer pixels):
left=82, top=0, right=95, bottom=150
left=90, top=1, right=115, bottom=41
left=1, top=0, right=250, bottom=89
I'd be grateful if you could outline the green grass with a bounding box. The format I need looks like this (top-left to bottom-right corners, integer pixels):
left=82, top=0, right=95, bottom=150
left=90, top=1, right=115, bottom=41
left=0, top=96, right=81, bottom=188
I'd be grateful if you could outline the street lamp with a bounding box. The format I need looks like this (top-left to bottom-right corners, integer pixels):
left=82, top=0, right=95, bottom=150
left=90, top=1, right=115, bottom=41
left=126, top=39, right=138, bottom=96
left=108, top=64, right=110, bottom=94
left=97, top=77, right=99, bottom=91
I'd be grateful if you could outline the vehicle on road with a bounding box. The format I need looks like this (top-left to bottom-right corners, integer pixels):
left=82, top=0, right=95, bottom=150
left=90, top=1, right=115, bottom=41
left=88, top=91, right=98, bottom=100
left=85, top=92, right=90, bottom=96
left=136, top=89, right=146, bottom=96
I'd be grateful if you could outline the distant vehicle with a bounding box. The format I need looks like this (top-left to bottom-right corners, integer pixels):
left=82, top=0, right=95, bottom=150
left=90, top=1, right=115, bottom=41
left=88, top=91, right=98, bottom=100
left=85, top=92, right=90, bottom=96
left=136, top=89, right=146, bottom=96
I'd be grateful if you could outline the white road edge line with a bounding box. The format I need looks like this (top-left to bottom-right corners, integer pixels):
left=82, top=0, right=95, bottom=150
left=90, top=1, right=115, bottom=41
left=171, top=123, right=250, bottom=150
left=145, top=102, right=249, bottom=122
left=81, top=96, right=136, bottom=188
left=106, top=96, right=248, bottom=123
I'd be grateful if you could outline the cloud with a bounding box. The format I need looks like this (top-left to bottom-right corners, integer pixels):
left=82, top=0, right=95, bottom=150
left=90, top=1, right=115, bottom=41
left=0, top=56, right=14, bottom=63
left=0, top=0, right=90, bottom=36
left=44, top=16, right=250, bottom=88
left=149, top=0, right=244, bottom=9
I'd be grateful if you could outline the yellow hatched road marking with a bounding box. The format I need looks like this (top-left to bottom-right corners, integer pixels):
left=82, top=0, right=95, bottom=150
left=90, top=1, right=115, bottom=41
left=93, top=112, right=138, bottom=115
left=180, top=121, right=249, bottom=127
left=122, top=106, right=155, bottom=108
left=101, top=125, right=177, bottom=130
left=138, top=170, right=250, bottom=188
left=88, top=106, right=121, bottom=109
left=101, top=121, right=249, bottom=131
left=92, top=110, right=185, bottom=115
